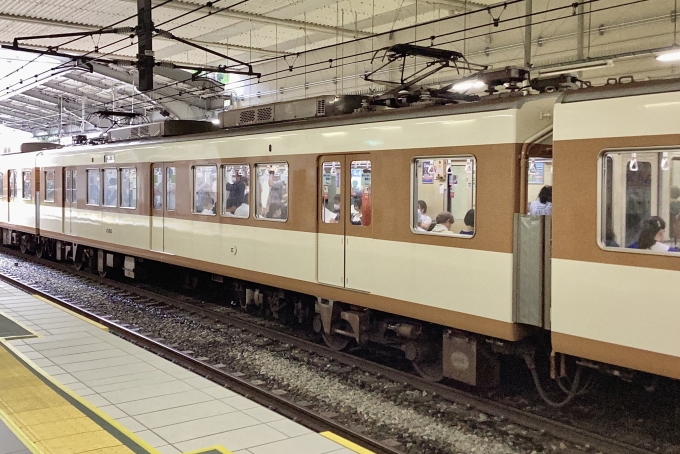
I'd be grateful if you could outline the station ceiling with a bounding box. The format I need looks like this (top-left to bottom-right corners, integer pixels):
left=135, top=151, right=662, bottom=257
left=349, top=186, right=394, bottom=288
left=0, top=0, right=676, bottom=138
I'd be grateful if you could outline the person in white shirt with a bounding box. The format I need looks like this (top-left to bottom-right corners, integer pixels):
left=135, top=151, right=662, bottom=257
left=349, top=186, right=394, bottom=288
left=417, top=200, right=432, bottom=230
left=638, top=216, right=679, bottom=252
left=529, top=185, right=552, bottom=216
left=201, top=196, right=215, bottom=215
left=431, top=212, right=455, bottom=234
left=234, top=203, right=249, bottom=217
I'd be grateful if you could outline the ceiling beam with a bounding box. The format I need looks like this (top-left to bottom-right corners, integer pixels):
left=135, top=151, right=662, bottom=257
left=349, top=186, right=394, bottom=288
left=0, top=13, right=290, bottom=57
left=116, top=0, right=373, bottom=37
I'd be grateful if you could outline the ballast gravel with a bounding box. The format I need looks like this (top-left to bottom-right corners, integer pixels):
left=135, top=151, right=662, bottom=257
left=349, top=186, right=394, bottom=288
left=0, top=253, right=587, bottom=453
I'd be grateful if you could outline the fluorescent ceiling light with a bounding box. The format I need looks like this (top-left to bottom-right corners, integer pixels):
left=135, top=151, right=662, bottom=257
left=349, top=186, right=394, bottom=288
left=451, top=80, right=485, bottom=92
left=537, top=59, right=613, bottom=77
left=657, top=49, right=680, bottom=62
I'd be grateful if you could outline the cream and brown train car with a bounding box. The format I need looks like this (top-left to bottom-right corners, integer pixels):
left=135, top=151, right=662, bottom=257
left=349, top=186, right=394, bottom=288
left=0, top=93, right=559, bottom=386
left=552, top=79, right=680, bottom=385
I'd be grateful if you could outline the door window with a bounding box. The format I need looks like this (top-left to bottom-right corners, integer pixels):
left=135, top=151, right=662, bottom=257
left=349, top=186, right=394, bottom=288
left=321, top=161, right=341, bottom=224
left=8, top=171, right=15, bottom=199
left=166, top=167, right=176, bottom=211
left=349, top=160, right=371, bottom=227
left=22, top=171, right=31, bottom=200
left=153, top=167, right=162, bottom=210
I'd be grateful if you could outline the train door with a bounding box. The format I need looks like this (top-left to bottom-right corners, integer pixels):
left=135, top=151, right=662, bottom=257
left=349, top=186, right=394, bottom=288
left=515, top=136, right=553, bottom=329
left=63, top=168, right=76, bottom=235
left=317, top=157, right=345, bottom=286
left=151, top=163, right=176, bottom=252
left=316, top=155, right=373, bottom=292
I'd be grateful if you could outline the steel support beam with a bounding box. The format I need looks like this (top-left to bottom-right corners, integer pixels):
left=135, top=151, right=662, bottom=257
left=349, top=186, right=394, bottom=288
left=137, top=0, right=155, bottom=92
left=524, top=0, right=532, bottom=68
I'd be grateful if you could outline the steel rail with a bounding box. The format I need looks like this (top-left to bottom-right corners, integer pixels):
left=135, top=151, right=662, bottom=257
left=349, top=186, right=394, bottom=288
left=0, top=247, right=658, bottom=454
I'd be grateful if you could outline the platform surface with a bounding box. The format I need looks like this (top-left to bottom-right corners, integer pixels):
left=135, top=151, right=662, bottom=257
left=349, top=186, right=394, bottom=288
left=0, top=281, right=359, bottom=454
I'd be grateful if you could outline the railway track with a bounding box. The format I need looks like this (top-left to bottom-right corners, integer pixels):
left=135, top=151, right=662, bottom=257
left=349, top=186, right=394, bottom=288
left=0, top=247, right=661, bottom=454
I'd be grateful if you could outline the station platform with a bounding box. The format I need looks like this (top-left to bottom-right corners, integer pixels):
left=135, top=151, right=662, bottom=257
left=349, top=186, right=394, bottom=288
left=0, top=281, right=364, bottom=454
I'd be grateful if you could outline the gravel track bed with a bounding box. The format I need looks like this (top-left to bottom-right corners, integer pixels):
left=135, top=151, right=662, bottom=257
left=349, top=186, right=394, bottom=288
left=0, top=252, right=600, bottom=454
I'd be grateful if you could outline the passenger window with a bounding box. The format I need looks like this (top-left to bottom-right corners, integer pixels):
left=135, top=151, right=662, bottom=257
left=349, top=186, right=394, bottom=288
left=72, top=170, right=77, bottom=203
left=153, top=167, right=162, bottom=210
left=87, top=169, right=100, bottom=205
left=0, top=172, right=4, bottom=198
left=601, top=149, right=680, bottom=254
left=8, top=170, right=16, bottom=199
left=222, top=164, right=249, bottom=218
left=349, top=161, right=372, bottom=227
left=255, top=163, right=288, bottom=220
left=44, top=170, right=55, bottom=202
left=103, top=168, right=117, bottom=207
left=193, top=165, right=217, bottom=215
left=22, top=171, right=31, bottom=200
left=321, top=161, right=341, bottom=224
left=412, top=157, right=475, bottom=236
left=120, top=168, right=137, bottom=208
left=166, top=167, right=176, bottom=211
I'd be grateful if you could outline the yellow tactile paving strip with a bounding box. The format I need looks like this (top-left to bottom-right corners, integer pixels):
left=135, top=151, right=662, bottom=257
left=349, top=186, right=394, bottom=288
left=0, top=341, right=152, bottom=454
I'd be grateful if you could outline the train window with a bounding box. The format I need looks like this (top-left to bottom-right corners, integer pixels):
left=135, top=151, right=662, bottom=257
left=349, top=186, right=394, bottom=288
left=8, top=170, right=16, bottom=199
left=120, top=168, right=137, bottom=209
left=72, top=170, right=77, bottom=203
left=254, top=163, right=288, bottom=221
left=193, top=165, right=217, bottom=215
left=103, top=168, right=117, bottom=207
left=153, top=167, right=162, bottom=210
left=44, top=170, right=55, bottom=202
left=87, top=169, right=100, bottom=205
left=22, top=171, right=31, bottom=200
left=349, top=161, right=371, bottom=227
left=321, top=161, right=341, bottom=223
left=222, top=164, right=249, bottom=218
left=0, top=172, right=4, bottom=198
left=600, top=149, right=680, bottom=254
left=166, top=167, right=176, bottom=211
left=412, top=157, right=476, bottom=237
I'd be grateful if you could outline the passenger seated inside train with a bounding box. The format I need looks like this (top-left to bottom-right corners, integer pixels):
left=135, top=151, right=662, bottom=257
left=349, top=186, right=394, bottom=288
left=529, top=185, right=552, bottom=216
left=266, top=202, right=282, bottom=219
left=351, top=199, right=362, bottom=225
left=629, top=216, right=679, bottom=252
left=225, top=199, right=249, bottom=217
left=431, top=212, right=455, bottom=234
left=201, top=196, right=216, bottom=215
left=460, top=209, right=475, bottom=235
left=417, top=200, right=432, bottom=230
left=605, top=227, right=619, bottom=247
left=670, top=186, right=680, bottom=245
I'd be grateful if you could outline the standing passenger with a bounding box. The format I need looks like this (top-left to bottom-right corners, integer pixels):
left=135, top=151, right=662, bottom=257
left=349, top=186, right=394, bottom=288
left=670, top=186, right=680, bottom=244
left=529, top=185, right=552, bottom=216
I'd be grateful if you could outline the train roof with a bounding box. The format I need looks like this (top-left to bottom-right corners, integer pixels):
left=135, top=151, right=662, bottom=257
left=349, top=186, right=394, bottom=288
left=560, top=77, right=680, bottom=104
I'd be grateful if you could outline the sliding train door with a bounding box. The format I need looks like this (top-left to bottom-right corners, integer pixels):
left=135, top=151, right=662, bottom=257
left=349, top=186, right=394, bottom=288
left=151, top=164, right=176, bottom=252
left=317, top=157, right=345, bottom=287
left=316, top=154, right=373, bottom=292
left=63, top=168, right=76, bottom=235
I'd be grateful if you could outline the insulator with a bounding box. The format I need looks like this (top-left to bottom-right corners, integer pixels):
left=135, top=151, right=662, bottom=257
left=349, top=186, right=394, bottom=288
left=113, top=27, right=135, bottom=34
left=155, top=30, right=173, bottom=39
left=114, top=60, right=136, bottom=67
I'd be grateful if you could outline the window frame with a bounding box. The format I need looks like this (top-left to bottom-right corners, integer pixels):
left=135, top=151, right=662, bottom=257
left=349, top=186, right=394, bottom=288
left=192, top=165, right=218, bottom=216
left=119, top=167, right=137, bottom=209
left=221, top=163, right=250, bottom=219
left=598, top=146, right=678, bottom=256
left=44, top=169, right=55, bottom=203
left=410, top=155, right=477, bottom=238
left=254, top=162, right=289, bottom=222
left=86, top=168, right=101, bottom=206
left=21, top=170, right=31, bottom=200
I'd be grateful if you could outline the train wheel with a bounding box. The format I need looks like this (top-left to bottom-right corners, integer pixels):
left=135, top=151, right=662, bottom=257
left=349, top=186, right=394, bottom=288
left=321, top=319, right=352, bottom=351
left=19, top=236, right=28, bottom=254
left=35, top=241, right=45, bottom=259
left=322, top=331, right=351, bottom=351
left=412, top=343, right=444, bottom=382
left=74, top=248, right=91, bottom=271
